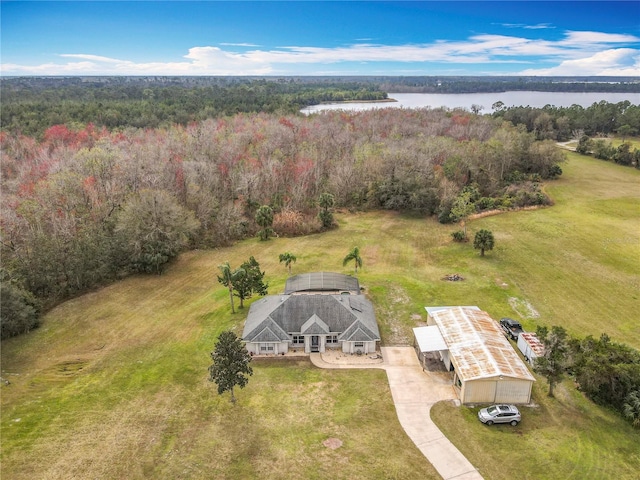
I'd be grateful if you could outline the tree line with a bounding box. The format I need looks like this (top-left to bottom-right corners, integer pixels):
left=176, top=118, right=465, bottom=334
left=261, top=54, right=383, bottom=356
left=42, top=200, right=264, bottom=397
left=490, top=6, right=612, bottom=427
left=1, top=78, right=388, bottom=138
left=1, top=107, right=567, bottom=338
left=535, top=327, right=640, bottom=428
left=491, top=100, right=640, bottom=139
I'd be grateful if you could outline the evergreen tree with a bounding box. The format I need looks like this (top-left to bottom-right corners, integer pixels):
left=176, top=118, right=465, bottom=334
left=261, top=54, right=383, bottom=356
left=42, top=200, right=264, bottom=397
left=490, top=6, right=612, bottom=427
left=208, top=331, right=253, bottom=404
left=534, top=326, right=570, bottom=397
left=233, top=257, right=268, bottom=308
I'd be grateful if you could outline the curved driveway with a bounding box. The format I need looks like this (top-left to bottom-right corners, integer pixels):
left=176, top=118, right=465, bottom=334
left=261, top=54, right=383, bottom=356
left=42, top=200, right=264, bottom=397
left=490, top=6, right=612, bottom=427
left=311, top=346, right=484, bottom=480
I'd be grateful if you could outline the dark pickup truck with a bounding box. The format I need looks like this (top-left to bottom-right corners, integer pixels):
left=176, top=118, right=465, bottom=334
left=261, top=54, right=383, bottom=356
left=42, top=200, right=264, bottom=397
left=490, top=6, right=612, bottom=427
left=500, top=317, right=524, bottom=340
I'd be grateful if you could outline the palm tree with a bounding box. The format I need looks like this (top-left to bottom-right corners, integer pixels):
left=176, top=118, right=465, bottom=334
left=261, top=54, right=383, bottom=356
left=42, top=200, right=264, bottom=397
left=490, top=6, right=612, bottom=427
left=255, top=205, right=274, bottom=241
left=279, top=252, right=297, bottom=276
left=217, top=262, right=245, bottom=313
left=473, top=229, right=495, bottom=257
left=342, top=246, right=363, bottom=274
left=318, top=192, right=335, bottom=229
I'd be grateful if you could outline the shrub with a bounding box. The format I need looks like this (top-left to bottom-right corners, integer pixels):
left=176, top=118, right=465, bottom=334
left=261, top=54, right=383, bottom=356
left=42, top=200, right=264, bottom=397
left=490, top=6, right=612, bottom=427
left=0, top=278, right=41, bottom=339
left=273, top=208, right=320, bottom=237
left=503, top=182, right=551, bottom=208
left=451, top=230, right=467, bottom=242
left=476, top=197, right=496, bottom=211
left=437, top=198, right=455, bottom=224
left=548, top=164, right=563, bottom=179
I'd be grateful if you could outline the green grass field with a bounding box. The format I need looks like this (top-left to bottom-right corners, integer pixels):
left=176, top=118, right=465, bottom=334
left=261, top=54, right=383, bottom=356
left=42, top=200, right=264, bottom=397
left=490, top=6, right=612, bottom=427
left=1, top=153, right=639, bottom=479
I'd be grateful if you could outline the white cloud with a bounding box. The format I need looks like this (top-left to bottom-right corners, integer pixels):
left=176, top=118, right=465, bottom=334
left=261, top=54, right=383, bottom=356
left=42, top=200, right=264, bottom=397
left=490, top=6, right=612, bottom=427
left=219, top=43, right=261, bottom=47
left=499, top=23, right=555, bottom=30
left=59, top=54, right=126, bottom=64
left=1, top=30, right=638, bottom=76
left=561, top=31, right=640, bottom=45
left=518, top=48, right=640, bottom=76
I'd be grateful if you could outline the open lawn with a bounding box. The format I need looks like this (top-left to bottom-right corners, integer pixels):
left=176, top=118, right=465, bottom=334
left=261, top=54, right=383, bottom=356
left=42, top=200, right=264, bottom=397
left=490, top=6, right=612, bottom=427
left=2, top=153, right=639, bottom=479
left=557, top=134, right=640, bottom=152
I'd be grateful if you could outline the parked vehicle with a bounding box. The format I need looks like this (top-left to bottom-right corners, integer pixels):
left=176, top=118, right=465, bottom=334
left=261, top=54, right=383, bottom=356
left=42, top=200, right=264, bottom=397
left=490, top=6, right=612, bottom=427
left=517, top=332, right=545, bottom=364
left=500, top=317, right=524, bottom=340
left=478, top=404, right=521, bottom=426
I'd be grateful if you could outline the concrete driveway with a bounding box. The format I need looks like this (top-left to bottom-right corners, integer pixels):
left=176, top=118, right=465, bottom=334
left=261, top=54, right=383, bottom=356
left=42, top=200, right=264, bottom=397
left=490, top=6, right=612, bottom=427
left=311, top=347, right=484, bottom=480
left=381, top=347, right=483, bottom=480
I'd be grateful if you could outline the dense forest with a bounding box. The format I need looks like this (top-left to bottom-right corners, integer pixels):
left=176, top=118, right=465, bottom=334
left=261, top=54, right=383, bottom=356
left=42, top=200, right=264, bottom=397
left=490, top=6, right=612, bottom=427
left=1, top=77, right=639, bottom=339
left=375, top=75, right=640, bottom=93
left=2, top=106, right=567, bottom=335
left=1, top=77, right=388, bottom=137
left=3, top=76, right=640, bottom=138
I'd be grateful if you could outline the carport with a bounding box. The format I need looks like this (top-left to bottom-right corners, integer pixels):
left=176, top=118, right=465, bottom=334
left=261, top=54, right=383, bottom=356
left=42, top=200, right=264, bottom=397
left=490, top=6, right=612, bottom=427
left=413, top=325, right=449, bottom=370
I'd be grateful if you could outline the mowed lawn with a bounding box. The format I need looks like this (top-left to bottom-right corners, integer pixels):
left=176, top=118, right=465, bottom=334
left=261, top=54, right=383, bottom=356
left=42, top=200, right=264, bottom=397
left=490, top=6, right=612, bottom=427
left=1, top=153, right=639, bottom=479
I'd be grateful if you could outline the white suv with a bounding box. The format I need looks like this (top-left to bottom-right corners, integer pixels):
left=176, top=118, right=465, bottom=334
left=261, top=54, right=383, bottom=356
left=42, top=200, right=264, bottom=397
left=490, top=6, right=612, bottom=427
left=478, top=404, right=521, bottom=426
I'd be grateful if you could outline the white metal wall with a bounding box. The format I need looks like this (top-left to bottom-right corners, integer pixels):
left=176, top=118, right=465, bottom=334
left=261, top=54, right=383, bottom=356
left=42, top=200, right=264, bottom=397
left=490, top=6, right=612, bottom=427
left=462, top=378, right=532, bottom=404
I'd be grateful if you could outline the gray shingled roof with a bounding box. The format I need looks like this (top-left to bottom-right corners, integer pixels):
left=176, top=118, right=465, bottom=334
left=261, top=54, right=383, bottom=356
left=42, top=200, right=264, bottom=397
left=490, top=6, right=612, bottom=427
left=284, top=272, right=360, bottom=294
left=301, top=314, right=330, bottom=334
left=243, top=316, right=291, bottom=343
left=242, top=293, right=379, bottom=343
left=339, top=321, right=379, bottom=342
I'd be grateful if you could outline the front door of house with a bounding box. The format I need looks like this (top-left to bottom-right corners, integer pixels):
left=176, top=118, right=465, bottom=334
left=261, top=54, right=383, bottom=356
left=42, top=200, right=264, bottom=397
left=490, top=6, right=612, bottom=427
left=311, top=335, right=319, bottom=352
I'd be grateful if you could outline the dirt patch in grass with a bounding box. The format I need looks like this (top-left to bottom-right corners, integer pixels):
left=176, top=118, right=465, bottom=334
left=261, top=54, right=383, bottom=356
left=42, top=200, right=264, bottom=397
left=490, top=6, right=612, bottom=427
left=322, top=437, right=343, bottom=449
left=508, top=297, right=540, bottom=319
left=377, top=283, right=413, bottom=346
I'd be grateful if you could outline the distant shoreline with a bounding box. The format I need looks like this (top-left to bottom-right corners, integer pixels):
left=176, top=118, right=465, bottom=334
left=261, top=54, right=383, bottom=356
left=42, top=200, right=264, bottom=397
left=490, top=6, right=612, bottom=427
left=316, top=98, right=398, bottom=105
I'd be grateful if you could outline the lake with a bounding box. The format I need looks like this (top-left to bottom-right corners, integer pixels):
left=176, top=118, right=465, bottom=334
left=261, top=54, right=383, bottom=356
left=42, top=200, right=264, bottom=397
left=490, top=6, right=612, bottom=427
left=301, top=91, right=640, bottom=114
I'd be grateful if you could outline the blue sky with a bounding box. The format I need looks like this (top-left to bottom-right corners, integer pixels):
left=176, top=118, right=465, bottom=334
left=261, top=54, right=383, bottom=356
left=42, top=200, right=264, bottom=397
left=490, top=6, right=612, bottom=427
left=1, top=1, right=639, bottom=76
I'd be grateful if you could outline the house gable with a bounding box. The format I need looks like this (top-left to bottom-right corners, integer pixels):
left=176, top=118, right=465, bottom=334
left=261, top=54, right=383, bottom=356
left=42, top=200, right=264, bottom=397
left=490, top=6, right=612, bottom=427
left=300, top=314, right=331, bottom=334
left=339, top=321, right=379, bottom=342
left=244, top=315, right=291, bottom=343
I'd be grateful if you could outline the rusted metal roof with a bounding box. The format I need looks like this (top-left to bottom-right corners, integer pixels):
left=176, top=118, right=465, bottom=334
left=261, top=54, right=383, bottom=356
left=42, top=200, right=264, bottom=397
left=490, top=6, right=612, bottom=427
left=519, top=332, right=545, bottom=357
left=427, top=306, right=536, bottom=382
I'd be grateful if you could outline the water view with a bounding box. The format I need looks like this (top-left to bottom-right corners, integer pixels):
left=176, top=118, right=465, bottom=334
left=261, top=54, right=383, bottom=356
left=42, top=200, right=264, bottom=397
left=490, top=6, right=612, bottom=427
left=302, top=91, right=640, bottom=114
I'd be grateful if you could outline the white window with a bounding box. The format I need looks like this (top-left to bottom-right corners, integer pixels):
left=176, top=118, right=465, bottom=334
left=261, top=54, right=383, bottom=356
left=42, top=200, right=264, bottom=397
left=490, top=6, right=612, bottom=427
left=292, top=335, right=304, bottom=345
left=354, top=342, right=364, bottom=348
left=326, top=335, right=338, bottom=344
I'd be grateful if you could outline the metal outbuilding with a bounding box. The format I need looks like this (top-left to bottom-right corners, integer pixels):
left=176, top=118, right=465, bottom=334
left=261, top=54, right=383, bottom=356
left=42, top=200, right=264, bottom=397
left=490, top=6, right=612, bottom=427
left=416, top=306, right=535, bottom=404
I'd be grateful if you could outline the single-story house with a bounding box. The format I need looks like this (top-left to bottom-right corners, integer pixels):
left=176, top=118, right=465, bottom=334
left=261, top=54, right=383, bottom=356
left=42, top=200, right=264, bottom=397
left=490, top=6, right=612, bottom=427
left=414, top=306, right=535, bottom=404
left=243, top=273, right=380, bottom=355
